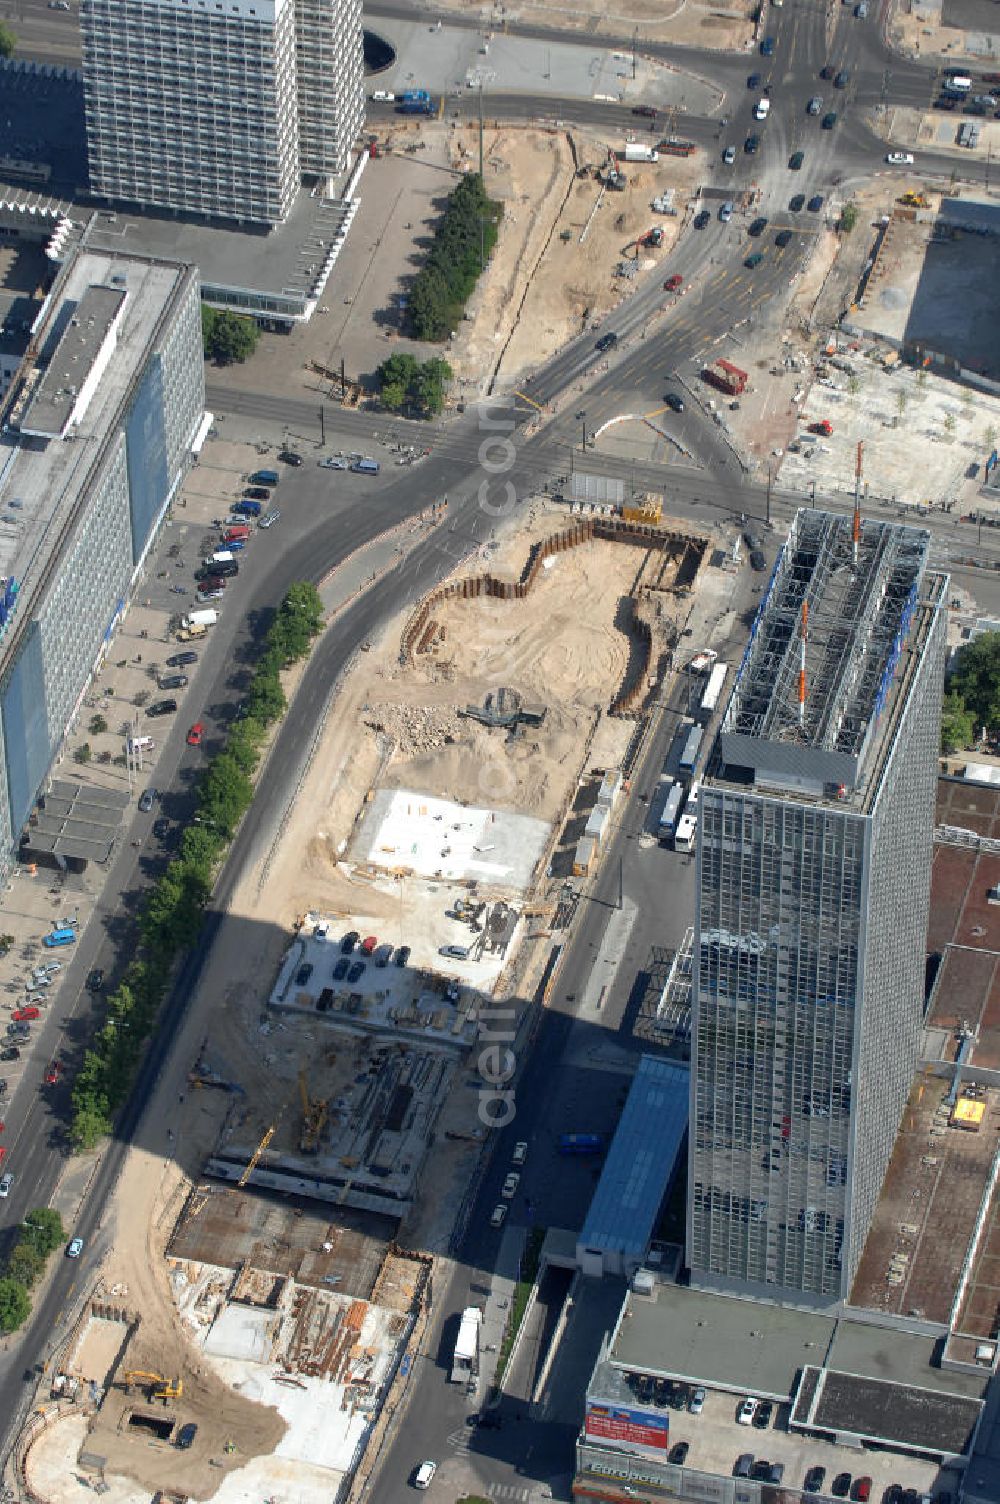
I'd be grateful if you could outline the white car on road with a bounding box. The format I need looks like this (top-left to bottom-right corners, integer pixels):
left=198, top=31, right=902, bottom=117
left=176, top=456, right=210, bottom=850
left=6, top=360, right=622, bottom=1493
left=502, top=1172, right=520, bottom=1198
left=885, top=151, right=914, bottom=165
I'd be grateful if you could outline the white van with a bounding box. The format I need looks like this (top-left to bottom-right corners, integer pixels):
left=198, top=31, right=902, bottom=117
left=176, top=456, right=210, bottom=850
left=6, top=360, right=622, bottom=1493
left=947, top=74, right=972, bottom=92
left=203, top=550, right=234, bottom=567
left=755, top=97, right=771, bottom=120
left=127, top=735, right=155, bottom=754
left=413, top=1462, right=437, bottom=1489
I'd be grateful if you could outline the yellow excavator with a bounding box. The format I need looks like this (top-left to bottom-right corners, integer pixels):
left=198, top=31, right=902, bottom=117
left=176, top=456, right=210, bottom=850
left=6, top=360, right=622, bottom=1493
left=122, top=1370, right=183, bottom=1403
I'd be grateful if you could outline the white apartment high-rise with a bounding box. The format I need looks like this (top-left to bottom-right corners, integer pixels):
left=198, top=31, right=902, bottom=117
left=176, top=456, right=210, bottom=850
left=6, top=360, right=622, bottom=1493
left=81, top=0, right=364, bottom=228
left=689, top=510, right=947, bottom=1308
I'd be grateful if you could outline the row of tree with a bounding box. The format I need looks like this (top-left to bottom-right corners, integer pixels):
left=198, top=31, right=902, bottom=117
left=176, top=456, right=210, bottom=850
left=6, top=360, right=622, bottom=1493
left=70, top=582, right=325, bottom=1151
left=941, top=631, right=998, bottom=752
left=201, top=306, right=260, bottom=366
left=0, top=1208, right=65, bottom=1334
left=406, top=173, right=502, bottom=342
left=375, top=354, right=453, bottom=418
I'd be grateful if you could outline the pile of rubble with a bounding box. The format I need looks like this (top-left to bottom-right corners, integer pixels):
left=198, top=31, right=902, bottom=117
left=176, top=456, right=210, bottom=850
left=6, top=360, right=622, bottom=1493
left=364, top=702, right=465, bottom=757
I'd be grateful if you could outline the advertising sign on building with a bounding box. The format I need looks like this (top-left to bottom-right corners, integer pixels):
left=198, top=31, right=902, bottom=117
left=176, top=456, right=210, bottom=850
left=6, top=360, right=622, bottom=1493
left=584, top=1402, right=669, bottom=1460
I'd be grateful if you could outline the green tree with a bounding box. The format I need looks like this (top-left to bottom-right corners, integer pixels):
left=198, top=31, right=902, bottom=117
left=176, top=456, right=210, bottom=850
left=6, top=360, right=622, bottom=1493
left=198, top=755, right=253, bottom=837
left=7, top=1243, right=44, bottom=1289
left=74, top=743, right=92, bottom=764
left=0, top=23, right=16, bottom=58
left=839, top=201, right=859, bottom=234
left=203, top=308, right=259, bottom=365
left=377, top=353, right=419, bottom=413
left=70, top=1097, right=112, bottom=1151
left=246, top=671, right=286, bottom=726
left=407, top=174, right=501, bottom=341
left=0, top=1278, right=30, bottom=1333
left=944, top=412, right=957, bottom=436
left=21, top=1208, right=64, bottom=1258
left=413, top=357, right=453, bottom=417
left=178, top=823, right=226, bottom=872
left=949, top=632, right=1000, bottom=732
left=941, top=691, right=976, bottom=754
left=89, top=714, right=108, bottom=735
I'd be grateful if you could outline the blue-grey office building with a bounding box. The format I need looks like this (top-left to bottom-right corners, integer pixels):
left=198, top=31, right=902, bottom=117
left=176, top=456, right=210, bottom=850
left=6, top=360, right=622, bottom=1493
left=689, top=509, right=947, bottom=1307
left=0, top=238, right=203, bottom=878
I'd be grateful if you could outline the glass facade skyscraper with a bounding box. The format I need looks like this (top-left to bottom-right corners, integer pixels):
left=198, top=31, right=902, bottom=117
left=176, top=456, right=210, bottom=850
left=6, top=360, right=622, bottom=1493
left=688, top=510, right=947, bottom=1307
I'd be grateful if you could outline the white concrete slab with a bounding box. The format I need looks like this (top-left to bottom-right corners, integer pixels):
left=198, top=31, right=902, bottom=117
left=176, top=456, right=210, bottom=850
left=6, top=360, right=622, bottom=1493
left=352, top=787, right=549, bottom=892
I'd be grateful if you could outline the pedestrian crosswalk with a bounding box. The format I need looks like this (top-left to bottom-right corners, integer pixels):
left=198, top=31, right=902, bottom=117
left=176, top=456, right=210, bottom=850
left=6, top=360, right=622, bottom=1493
left=487, top=1486, right=533, bottom=1502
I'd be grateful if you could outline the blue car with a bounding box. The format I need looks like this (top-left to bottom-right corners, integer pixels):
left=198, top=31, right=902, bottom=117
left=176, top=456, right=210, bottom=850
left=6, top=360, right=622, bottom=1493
left=761, top=35, right=775, bottom=56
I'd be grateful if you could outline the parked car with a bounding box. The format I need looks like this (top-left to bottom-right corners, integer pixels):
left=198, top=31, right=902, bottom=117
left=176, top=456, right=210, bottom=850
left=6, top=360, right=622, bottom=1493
left=67, top=1237, right=84, bottom=1258
left=734, top=1455, right=754, bottom=1478
left=440, top=944, right=470, bottom=959
left=808, top=194, right=825, bottom=212
left=318, top=456, right=349, bottom=469
left=360, top=935, right=378, bottom=955
left=278, top=450, right=303, bottom=466
left=512, top=1141, right=528, bottom=1164
left=833, top=1475, right=853, bottom=1497
left=332, top=957, right=350, bottom=980
left=341, top=930, right=360, bottom=953
left=374, top=944, right=393, bottom=968
left=502, top=1172, right=520, bottom=1198
left=753, top=1399, right=773, bottom=1429
left=158, top=673, right=188, bottom=690
left=749, top=216, right=768, bottom=236
left=394, top=945, right=411, bottom=967
left=665, top=393, right=685, bottom=412
left=761, top=34, right=775, bottom=54
left=688, top=1386, right=705, bottom=1414
left=775, top=229, right=794, bottom=247
left=670, top=1442, right=689, bottom=1465
left=852, top=1480, right=873, bottom=1502
left=805, top=1467, right=828, bottom=1494
left=0, top=1047, right=20, bottom=1062
left=167, top=650, right=198, bottom=667
left=186, top=722, right=204, bottom=745
left=719, top=200, right=735, bottom=221
left=138, top=788, right=157, bottom=812
left=789, top=150, right=804, bottom=169
left=490, top=1204, right=507, bottom=1227
left=769, top=1465, right=786, bottom=1484
left=737, top=1397, right=757, bottom=1425
left=0, top=1173, right=13, bottom=1197
left=632, top=104, right=656, bottom=117
left=147, top=700, right=178, bottom=717
left=347, top=961, right=366, bottom=983
left=12, top=1007, right=40, bottom=1021
left=745, top=252, right=764, bottom=268
left=176, top=1423, right=198, bottom=1448
left=693, top=210, right=711, bottom=229
left=294, top=963, right=313, bottom=987
left=258, top=509, right=281, bottom=528
left=789, top=193, right=806, bottom=211
left=886, top=151, right=914, bottom=164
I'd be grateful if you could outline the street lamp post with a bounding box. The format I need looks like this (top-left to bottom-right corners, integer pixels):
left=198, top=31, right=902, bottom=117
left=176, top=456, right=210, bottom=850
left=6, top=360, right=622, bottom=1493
left=581, top=414, right=588, bottom=453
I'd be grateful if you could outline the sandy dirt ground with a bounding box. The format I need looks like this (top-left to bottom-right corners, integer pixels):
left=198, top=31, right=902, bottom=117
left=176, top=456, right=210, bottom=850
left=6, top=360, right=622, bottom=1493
left=79, top=1138, right=285, bottom=1499
left=428, top=0, right=755, bottom=51
left=890, top=0, right=1000, bottom=64
left=260, top=505, right=659, bottom=933
left=444, top=125, right=705, bottom=389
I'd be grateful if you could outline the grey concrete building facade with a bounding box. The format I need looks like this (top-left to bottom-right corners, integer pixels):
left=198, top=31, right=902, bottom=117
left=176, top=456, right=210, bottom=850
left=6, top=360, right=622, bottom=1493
left=0, top=240, right=203, bottom=880
left=689, top=510, right=947, bottom=1308
left=81, top=0, right=363, bottom=228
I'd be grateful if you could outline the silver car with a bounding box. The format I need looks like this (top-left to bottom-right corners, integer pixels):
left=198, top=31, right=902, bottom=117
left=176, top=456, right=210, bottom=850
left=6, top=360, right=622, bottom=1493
left=807, top=95, right=823, bottom=114
left=719, top=201, right=734, bottom=222
left=723, top=145, right=736, bottom=164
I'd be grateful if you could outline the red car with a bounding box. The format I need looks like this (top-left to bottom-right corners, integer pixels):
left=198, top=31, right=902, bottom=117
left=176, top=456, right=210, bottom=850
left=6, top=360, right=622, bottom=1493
left=45, top=1061, right=61, bottom=1084
left=360, top=935, right=378, bottom=956
left=664, top=274, right=683, bottom=291
left=187, top=722, right=204, bottom=746
left=809, top=419, right=833, bottom=436
left=12, top=1006, right=40, bottom=1021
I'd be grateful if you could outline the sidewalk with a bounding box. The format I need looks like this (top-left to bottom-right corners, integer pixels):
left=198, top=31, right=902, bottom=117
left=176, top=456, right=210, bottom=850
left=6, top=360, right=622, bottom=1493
left=479, top=1221, right=527, bottom=1402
